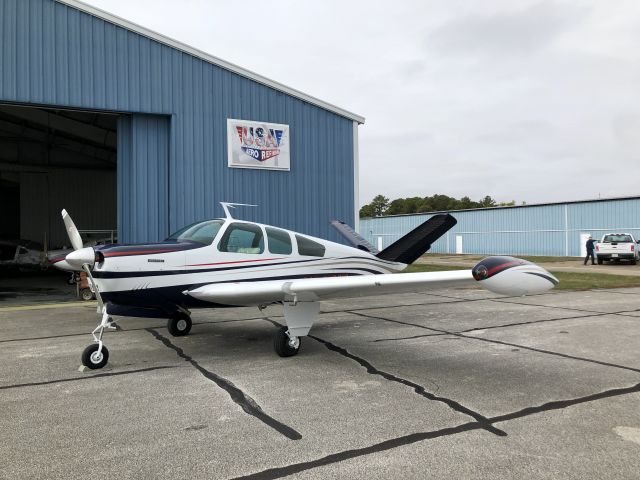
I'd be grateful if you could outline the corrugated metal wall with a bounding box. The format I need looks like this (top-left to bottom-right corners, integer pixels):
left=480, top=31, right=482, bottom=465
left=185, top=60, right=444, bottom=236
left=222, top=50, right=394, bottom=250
left=118, top=114, right=169, bottom=242
left=360, top=198, right=640, bottom=257
left=0, top=0, right=355, bottom=242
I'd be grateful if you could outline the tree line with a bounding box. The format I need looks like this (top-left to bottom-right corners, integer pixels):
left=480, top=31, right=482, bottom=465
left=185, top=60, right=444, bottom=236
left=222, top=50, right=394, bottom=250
left=360, top=194, right=518, bottom=218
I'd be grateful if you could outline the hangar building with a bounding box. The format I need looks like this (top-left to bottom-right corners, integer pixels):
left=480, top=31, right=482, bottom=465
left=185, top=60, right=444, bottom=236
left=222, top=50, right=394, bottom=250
left=361, top=196, right=640, bottom=257
left=0, top=0, right=363, bottom=249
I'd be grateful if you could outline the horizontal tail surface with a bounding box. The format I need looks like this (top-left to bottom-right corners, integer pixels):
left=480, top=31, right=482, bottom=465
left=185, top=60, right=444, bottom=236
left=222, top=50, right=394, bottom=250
left=330, top=220, right=379, bottom=254
left=376, top=214, right=457, bottom=264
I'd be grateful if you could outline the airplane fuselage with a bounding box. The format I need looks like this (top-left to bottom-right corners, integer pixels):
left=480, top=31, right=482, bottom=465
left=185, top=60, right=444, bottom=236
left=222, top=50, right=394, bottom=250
left=57, top=218, right=405, bottom=317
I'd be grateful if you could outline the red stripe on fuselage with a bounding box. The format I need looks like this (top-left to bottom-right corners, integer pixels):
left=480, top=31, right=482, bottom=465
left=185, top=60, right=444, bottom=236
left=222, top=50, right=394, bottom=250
left=185, top=257, right=285, bottom=267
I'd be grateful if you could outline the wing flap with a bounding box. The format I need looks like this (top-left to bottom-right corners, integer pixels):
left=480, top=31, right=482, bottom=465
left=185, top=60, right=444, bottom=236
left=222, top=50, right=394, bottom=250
left=186, top=270, right=474, bottom=306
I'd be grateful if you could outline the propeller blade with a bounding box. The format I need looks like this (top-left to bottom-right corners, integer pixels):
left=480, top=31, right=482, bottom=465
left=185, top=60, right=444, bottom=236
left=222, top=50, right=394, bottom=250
left=61, top=209, right=84, bottom=251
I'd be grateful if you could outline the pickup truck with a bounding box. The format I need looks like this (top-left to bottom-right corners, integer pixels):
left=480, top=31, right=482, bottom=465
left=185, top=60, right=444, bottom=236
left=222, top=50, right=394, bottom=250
left=595, top=233, right=640, bottom=265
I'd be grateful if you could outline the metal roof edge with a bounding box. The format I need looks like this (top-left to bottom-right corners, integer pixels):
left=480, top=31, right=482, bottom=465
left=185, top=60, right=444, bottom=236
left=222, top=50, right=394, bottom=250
left=360, top=194, right=640, bottom=220
left=54, top=0, right=365, bottom=124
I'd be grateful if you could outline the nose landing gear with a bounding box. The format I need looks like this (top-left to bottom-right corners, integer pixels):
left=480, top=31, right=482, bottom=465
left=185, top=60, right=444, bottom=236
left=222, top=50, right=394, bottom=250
left=81, top=308, right=117, bottom=369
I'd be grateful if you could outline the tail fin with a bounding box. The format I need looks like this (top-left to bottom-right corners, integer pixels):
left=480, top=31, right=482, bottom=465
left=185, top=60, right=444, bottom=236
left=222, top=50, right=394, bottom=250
left=376, top=214, right=457, bottom=264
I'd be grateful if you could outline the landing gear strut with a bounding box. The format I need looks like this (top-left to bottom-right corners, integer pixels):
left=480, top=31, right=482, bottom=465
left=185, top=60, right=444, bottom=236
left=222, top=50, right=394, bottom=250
left=168, top=312, right=192, bottom=337
left=81, top=308, right=117, bottom=369
left=273, top=326, right=301, bottom=357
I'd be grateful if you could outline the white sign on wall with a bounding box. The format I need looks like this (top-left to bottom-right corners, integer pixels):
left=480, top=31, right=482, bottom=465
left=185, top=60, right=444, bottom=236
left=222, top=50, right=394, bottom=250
left=227, top=119, right=290, bottom=171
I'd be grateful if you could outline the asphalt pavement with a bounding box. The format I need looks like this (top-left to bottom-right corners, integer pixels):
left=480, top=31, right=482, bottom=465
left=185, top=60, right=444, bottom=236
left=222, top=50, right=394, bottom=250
left=1, top=286, right=639, bottom=479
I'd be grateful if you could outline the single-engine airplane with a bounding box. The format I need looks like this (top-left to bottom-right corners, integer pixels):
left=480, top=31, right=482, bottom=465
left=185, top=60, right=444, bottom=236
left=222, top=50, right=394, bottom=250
left=52, top=203, right=558, bottom=369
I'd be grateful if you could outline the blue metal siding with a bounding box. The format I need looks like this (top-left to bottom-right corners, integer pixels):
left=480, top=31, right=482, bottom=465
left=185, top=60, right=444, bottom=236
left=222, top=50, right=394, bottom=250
left=360, top=198, right=640, bottom=257
left=1, top=0, right=355, bottom=242
left=117, top=115, right=170, bottom=243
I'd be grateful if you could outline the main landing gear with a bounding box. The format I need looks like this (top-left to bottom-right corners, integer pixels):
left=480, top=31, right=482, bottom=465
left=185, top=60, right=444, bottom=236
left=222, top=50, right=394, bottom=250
left=168, top=312, right=192, bottom=337
left=273, top=326, right=301, bottom=357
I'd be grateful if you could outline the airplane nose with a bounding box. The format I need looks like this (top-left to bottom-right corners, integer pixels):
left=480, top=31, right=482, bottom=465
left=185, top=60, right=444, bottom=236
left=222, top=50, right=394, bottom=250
left=65, top=247, right=96, bottom=269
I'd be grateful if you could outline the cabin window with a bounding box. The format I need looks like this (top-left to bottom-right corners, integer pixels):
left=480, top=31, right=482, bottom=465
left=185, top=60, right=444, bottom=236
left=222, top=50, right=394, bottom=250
left=295, top=235, right=326, bottom=257
left=266, top=227, right=292, bottom=255
left=166, top=220, right=223, bottom=245
left=218, top=223, right=265, bottom=254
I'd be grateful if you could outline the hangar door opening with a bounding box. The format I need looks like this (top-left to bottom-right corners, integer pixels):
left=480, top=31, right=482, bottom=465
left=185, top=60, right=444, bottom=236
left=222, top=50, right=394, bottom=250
left=0, top=104, right=118, bottom=263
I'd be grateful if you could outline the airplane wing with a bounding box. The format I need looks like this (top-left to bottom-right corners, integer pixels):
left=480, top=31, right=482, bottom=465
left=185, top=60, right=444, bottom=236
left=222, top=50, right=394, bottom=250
left=186, top=270, right=475, bottom=306
left=186, top=256, right=558, bottom=307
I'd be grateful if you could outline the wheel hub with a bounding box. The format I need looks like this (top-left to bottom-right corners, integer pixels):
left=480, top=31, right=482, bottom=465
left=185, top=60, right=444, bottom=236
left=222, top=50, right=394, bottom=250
left=90, top=351, right=103, bottom=364
left=176, top=319, right=187, bottom=331
left=287, top=336, right=300, bottom=350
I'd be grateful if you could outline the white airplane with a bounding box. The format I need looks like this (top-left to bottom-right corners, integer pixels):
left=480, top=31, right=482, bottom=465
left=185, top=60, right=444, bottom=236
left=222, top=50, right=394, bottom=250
left=52, top=203, right=558, bottom=369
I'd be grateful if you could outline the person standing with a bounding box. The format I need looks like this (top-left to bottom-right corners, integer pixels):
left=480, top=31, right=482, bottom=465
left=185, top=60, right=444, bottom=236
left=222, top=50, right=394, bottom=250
left=584, top=235, right=596, bottom=265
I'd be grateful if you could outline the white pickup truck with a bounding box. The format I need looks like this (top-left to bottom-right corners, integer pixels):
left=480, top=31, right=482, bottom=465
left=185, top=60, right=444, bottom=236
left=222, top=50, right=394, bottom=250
left=595, top=233, right=640, bottom=265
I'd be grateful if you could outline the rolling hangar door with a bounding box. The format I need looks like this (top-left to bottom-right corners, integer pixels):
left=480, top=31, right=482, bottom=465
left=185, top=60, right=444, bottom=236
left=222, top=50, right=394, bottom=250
left=0, top=103, right=118, bottom=251
left=0, top=104, right=171, bottom=253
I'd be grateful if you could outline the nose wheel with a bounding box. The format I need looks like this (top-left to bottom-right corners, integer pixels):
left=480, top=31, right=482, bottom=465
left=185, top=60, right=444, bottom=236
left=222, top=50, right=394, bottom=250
left=81, top=308, right=117, bottom=369
left=168, top=313, right=192, bottom=337
left=273, top=326, right=301, bottom=357
left=81, top=343, right=109, bottom=369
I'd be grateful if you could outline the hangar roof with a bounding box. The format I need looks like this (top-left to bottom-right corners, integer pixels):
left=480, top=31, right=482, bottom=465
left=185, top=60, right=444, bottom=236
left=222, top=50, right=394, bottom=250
left=55, top=0, right=365, bottom=124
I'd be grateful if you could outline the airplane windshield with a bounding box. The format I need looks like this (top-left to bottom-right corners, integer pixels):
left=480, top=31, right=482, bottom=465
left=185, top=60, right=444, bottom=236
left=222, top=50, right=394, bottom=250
left=166, top=220, right=224, bottom=245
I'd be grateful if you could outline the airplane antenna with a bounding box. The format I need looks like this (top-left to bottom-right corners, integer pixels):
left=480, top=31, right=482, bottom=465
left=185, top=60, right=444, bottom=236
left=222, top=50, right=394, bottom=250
left=220, top=202, right=257, bottom=220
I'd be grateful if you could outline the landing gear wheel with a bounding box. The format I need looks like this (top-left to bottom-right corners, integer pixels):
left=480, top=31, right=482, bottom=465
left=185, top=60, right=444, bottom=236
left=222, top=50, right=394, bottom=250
left=168, top=314, right=192, bottom=337
left=81, top=344, right=109, bottom=369
left=80, top=288, right=94, bottom=301
left=273, top=326, right=301, bottom=357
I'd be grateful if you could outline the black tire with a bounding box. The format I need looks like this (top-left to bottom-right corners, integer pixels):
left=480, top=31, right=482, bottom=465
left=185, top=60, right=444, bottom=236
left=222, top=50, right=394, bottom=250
left=631, top=259, right=637, bottom=266
left=273, top=326, right=301, bottom=357
left=597, top=257, right=603, bottom=265
left=168, top=314, right=192, bottom=337
left=80, top=288, right=94, bottom=301
left=81, top=344, right=109, bottom=369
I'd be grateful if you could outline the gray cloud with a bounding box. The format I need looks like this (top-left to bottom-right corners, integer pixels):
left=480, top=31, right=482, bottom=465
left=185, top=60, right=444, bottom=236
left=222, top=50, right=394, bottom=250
left=427, top=2, right=589, bottom=57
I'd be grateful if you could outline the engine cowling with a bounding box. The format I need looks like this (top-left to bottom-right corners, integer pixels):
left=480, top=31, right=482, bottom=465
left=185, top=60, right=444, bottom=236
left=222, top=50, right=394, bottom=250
left=472, top=256, right=558, bottom=296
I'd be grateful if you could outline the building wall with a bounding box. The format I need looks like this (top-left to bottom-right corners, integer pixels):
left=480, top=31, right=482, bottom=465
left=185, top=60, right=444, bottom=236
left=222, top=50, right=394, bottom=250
left=0, top=0, right=355, bottom=242
left=360, top=198, right=640, bottom=257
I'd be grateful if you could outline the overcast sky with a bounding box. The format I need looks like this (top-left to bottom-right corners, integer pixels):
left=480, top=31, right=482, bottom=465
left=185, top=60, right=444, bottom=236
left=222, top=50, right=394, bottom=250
left=82, top=0, right=640, bottom=206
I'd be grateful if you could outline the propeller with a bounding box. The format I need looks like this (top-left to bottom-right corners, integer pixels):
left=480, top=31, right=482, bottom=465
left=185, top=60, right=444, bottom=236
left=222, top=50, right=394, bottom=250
left=62, top=209, right=83, bottom=251
left=61, top=209, right=104, bottom=310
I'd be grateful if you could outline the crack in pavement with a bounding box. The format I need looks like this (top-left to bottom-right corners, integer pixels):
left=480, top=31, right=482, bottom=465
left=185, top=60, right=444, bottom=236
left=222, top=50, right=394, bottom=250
left=0, top=365, right=178, bottom=391
left=352, top=311, right=640, bottom=374
left=262, top=317, right=505, bottom=437
left=146, top=328, right=302, bottom=441
left=231, top=382, right=640, bottom=480
left=372, top=312, right=610, bottom=343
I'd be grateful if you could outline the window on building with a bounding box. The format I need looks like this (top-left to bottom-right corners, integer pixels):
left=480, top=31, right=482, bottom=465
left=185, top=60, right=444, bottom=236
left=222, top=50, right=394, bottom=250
left=295, top=235, right=326, bottom=257
left=218, top=223, right=264, bottom=254
left=266, top=227, right=292, bottom=255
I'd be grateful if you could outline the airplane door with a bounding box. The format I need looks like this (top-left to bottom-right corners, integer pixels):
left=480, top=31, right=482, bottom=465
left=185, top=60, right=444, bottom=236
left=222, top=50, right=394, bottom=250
left=455, top=235, right=463, bottom=254
left=580, top=232, right=591, bottom=257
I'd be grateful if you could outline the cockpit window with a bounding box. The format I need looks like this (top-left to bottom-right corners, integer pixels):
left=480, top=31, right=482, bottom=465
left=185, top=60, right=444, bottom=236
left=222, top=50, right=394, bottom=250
left=218, top=223, right=265, bottom=254
left=166, top=220, right=224, bottom=245
left=295, top=235, right=326, bottom=257
left=266, top=227, right=292, bottom=255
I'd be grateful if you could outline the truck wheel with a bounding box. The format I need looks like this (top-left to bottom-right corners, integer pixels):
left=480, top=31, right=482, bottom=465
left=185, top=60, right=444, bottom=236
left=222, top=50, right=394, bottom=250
left=631, top=259, right=637, bottom=266
left=597, top=258, right=603, bottom=265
